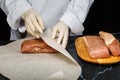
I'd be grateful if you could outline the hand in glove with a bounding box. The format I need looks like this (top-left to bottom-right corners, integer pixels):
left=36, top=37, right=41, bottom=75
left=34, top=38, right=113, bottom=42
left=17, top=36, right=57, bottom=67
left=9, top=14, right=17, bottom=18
left=22, top=9, right=44, bottom=38
left=52, top=21, right=69, bottom=48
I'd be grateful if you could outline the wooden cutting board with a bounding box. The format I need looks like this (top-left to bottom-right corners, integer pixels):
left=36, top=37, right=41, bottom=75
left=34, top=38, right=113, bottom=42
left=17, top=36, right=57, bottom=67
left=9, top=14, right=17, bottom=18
left=75, top=37, right=120, bottom=65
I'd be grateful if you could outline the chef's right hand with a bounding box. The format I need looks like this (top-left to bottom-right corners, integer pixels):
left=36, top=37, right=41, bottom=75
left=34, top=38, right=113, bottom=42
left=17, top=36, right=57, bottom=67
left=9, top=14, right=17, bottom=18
left=22, top=9, right=44, bottom=38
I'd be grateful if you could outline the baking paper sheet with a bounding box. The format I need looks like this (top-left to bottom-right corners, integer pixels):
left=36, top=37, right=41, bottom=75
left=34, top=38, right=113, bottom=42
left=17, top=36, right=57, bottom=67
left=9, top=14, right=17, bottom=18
left=0, top=28, right=81, bottom=80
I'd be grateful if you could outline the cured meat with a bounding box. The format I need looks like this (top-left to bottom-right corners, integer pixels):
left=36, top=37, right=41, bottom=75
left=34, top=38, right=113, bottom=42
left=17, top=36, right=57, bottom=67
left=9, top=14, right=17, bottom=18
left=83, top=36, right=110, bottom=58
left=21, top=38, right=58, bottom=53
left=99, top=31, right=120, bottom=56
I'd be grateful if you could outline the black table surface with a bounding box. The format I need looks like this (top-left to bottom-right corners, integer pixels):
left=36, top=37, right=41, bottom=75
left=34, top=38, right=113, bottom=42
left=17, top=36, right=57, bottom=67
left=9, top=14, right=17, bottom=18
left=0, top=34, right=120, bottom=80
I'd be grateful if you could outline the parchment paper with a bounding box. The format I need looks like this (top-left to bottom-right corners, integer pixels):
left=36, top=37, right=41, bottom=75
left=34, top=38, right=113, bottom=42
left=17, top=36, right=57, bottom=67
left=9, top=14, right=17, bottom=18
left=0, top=28, right=81, bottom=80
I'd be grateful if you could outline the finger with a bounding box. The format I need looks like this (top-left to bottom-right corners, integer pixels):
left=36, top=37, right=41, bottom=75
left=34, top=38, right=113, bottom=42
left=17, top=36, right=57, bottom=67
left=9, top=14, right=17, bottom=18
left=62, top=31, right=68, bottom=48
left=27, top=24, right=35, bottom=37
left=57, top=30, right=64, bottom=44
left=27, top=23, right=39, bottom=38
left=36, top=15, right=44, bottom=30
left=26, top=21, right=40, bottom=38
left=26, top=20, right=36, bottom=33
left=52, top=27, right=58, bottom=39
left=32, top=17, right=43, bottom=33
left=26, top=23, right=33, bottom=36
left=34, top=31, right=40, bottom=38
left=26, top=24, right=31, bottom=34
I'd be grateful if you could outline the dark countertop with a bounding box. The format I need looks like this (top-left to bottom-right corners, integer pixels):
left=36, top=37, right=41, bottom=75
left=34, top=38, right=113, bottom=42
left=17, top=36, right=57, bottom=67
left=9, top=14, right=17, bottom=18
left=67, top=35, right=120, bottom=80
left=0, top=34, right=120, bottom=80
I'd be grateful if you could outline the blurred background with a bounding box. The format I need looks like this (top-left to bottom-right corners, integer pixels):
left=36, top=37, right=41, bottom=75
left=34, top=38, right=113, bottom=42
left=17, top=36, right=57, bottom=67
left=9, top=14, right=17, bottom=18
left=0, top=8, right=10, bottom=41
left=83, top=0, right=120, bottom=35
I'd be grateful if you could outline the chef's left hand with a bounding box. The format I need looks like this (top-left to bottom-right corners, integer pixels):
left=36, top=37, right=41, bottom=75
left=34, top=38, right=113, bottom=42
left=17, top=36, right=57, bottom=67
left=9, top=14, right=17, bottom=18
left=52, top=21, right=69, bottom=48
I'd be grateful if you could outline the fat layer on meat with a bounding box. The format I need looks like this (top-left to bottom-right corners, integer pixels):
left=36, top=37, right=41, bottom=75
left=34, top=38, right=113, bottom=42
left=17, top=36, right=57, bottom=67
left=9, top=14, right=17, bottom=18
left=83, top=36, right=110, bottom=58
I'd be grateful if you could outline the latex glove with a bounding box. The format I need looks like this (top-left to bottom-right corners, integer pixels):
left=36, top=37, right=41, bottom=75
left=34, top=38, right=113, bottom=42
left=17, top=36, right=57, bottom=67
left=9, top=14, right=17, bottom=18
left=52, top=21, right=69, bottom=48
left=22, top=9, right=44, bottom=38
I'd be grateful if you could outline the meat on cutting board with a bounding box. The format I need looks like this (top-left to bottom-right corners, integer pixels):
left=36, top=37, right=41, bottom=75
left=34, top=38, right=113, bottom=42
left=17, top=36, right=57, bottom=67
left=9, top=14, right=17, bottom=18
left=83, top=36, right=110, bottom=58
left=99, top=31, right=120, bottom=56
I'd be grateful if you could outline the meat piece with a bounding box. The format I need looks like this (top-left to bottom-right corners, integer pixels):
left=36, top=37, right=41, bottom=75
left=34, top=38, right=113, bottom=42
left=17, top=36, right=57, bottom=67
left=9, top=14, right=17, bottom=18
left=83, top=36, right=110, bottom=58
left=21, top=38, right=58, bottom=53
left=99, top=31, right=120, bottom=56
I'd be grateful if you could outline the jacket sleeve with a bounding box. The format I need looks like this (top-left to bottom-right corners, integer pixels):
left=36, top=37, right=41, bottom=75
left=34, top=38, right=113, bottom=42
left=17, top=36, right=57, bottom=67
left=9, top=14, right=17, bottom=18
left=0, top=0, right=32, bottom=30
left=60, top=0, right=94, bottom=34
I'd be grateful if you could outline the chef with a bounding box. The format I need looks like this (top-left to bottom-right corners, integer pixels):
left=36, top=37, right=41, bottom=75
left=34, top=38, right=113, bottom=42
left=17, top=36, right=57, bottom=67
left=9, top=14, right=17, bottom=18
left=0, top=0, right=94, bottom=48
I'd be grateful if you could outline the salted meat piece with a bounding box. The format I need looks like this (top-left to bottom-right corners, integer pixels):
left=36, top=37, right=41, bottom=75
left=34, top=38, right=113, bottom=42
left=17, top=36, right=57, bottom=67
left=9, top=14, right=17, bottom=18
left=21, top=38, right=58, bottom=53
left=83, top=36, right=110, bottom=58
left=99, top=31, right=120, bottom=56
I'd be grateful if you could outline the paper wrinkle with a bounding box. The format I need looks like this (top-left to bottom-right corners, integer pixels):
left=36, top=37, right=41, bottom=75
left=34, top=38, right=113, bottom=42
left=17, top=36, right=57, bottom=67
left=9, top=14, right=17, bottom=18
left=0, top=28, right=82, bottom=80
left=44, top=71, right=64, bottom=80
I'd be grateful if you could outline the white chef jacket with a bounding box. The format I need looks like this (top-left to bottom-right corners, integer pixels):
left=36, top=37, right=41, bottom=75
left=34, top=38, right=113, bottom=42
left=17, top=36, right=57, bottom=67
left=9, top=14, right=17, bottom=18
left=0, top=0, right=94, bottom=40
